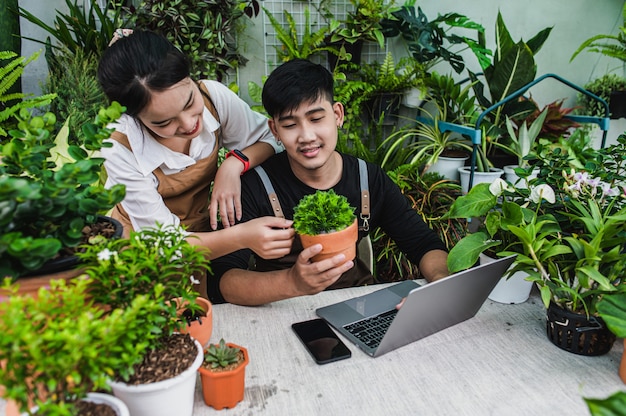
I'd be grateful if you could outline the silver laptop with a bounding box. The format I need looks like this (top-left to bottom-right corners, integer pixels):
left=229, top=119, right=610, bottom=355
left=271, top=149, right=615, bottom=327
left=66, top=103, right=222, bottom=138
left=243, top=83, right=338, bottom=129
left=316, top=255, right=516, bottom=357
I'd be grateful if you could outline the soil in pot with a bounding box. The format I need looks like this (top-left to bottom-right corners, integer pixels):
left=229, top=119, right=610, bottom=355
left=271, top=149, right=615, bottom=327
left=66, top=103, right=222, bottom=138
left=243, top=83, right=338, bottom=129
left=21, top=216, right=123, bottom=277
left=75, top=400, right=117, bottom=416
left=118, top=333, right=198, bottom=385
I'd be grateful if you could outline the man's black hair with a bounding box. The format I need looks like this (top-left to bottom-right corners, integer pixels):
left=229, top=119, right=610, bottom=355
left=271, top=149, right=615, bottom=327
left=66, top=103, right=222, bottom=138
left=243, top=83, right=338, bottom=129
left=262, top=59, right=335, bottom=119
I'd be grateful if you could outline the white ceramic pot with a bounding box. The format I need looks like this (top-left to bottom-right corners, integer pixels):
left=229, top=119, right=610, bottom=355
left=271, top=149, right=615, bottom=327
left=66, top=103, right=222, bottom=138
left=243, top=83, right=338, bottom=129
left=20, top=393, right=130, bottom=416
left=458, top=166, right=504, bottom=194
left=427, top=155, right=469, bottom=181
left=108, top=339, right=203, bottom=416
left=479, top=254, right=533, bottom=304
left=503, top=165, right=539, bottom=189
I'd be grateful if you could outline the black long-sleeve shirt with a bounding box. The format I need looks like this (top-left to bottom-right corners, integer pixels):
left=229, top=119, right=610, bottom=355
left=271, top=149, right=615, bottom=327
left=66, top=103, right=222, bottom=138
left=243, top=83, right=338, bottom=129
left=208, top=151, right=447, bottom=303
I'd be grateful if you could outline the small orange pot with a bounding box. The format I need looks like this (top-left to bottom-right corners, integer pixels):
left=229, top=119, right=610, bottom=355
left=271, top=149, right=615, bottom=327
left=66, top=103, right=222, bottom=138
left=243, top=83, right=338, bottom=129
left=299, top=219, right=358, bottom=262
left=176, top=297, right=213, bottom=348
left=619, top=338, right=626, bottom=383
left=198, top=343, right=249, bottom=410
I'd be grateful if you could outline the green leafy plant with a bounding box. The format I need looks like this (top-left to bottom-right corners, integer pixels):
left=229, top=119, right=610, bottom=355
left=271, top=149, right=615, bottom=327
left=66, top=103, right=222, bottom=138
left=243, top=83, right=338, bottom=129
left=264, top=6, right=343, bottom=63
left=445, top=137, right=626, bottom=315
left=596, top=292, right=626, bottom=338
left=203, top=339, right=242, bottom=369
left=293, top=190, right=357, bottom=236
left=571, top=3, right=626, bottom=65
left=585, top=391, right=626, bottom=416
left=379, top=101, right=473, bottom=171
left=372, top=168, right=466, bottom=282
left=0, top=102, right=126, bottom=279
left=43, top=47, right=109, bottom=144
left=468, top=11, right=552, bottom=152
left=18, top=0, right=127, bottom=58
left=0, top=276, right=165, bottom=415
left=577, top=73, right=626, bottom=118
left=499, top=107, right=549, bottom=168
left=381, top=0, right=490, bottom=73
left=130, top=0, right=250, bottom=81
left=0, top=50, right=56, bottom=137
left=78, top=223, right=211, bottom=337
left=328, top=0, right=398, bottom=49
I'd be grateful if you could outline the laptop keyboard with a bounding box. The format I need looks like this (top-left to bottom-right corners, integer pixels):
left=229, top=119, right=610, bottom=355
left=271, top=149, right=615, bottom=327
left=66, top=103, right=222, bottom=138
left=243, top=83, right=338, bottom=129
left=343, top=309, right=398, bottom=349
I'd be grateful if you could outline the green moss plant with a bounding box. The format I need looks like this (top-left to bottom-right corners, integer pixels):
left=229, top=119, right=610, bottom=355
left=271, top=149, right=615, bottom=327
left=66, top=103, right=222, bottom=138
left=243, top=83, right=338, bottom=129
left=292, top=190, right=356, bottom=236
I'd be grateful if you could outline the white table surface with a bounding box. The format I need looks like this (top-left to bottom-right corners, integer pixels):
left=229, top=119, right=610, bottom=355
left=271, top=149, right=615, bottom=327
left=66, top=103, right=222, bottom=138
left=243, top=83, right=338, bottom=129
left=2, top=282, right=623, bottom=416
left=188, top=282, right=625, bottom=416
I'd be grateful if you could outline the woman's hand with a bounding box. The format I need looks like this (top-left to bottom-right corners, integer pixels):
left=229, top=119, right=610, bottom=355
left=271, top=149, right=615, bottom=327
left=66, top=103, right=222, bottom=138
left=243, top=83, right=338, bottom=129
left=238, top=217, right=295, bottom=259
left=209, top=157, right=244, bottom=230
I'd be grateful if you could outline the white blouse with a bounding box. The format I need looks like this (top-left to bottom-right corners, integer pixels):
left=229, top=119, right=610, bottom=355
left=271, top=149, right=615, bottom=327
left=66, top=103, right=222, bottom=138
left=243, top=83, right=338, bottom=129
left=101, top=80, right=280, bottom=231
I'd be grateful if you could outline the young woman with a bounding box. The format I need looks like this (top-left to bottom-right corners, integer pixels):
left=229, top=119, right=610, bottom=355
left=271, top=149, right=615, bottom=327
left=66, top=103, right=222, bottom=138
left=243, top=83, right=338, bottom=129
left=97, top=30, right=294, bottom=260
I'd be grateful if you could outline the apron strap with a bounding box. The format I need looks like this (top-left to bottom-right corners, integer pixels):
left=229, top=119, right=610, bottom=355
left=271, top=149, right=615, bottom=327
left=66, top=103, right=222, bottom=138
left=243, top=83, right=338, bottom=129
left=254, top=166, right=285, bottom=219
left=254, top=159, right=370, bottom=231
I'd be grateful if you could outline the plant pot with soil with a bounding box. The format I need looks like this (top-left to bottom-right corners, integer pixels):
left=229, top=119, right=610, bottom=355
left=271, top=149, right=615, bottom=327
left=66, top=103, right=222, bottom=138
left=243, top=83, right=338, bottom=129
left=198, top=339, right=249, bottom=410
left=293, top=190, right=358, bottom=262
left=78, top=223, right=212, bottom=416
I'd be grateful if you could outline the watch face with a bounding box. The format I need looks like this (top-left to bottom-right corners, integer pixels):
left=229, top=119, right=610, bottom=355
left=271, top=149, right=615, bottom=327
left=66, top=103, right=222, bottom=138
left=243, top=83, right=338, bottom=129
left=234, top=149, right=249, bottom=161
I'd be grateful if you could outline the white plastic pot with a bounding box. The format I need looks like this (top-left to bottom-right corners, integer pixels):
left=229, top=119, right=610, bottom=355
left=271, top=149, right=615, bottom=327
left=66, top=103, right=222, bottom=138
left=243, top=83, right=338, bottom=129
left=108, top=340, right=203, bottom=416
left=480, top=254, right=533, bottom=304
left=458, top=166, right=504, bottom=194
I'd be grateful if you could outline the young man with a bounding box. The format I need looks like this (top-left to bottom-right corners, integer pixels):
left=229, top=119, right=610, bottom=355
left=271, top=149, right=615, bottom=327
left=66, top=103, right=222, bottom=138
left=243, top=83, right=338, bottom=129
left=208, top=59, right=449, bottom=306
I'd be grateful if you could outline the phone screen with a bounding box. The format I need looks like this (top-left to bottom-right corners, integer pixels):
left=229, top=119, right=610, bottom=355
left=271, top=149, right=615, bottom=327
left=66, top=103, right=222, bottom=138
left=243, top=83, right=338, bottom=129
left=292, top=318, right=352, bottom=364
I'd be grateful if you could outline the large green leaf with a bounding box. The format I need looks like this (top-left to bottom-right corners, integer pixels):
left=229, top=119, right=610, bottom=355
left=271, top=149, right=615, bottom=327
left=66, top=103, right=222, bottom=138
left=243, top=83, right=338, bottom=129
left=596, top=292, right=626, bottom=338
left=447, top=232, right=501, bottom=273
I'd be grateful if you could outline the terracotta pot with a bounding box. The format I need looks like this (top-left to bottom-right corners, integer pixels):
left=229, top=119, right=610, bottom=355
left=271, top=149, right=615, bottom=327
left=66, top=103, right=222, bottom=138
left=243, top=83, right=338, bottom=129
left=299, top=219, right=358, bottom=262
left=619, top=338, right=626, bottom=383
left=177, top=297, right=213, bottom=348
left=198, top=343, right=249, bottom=410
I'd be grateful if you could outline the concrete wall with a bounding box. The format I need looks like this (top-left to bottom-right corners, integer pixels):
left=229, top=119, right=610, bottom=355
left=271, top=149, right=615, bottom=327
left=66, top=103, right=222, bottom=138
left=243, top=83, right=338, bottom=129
left=19, top=0, right=626, bottom=111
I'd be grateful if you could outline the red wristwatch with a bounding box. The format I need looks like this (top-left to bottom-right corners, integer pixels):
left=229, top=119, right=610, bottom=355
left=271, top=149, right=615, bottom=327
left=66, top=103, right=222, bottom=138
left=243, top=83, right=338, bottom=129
left=225, top=149, right=250, bottom=174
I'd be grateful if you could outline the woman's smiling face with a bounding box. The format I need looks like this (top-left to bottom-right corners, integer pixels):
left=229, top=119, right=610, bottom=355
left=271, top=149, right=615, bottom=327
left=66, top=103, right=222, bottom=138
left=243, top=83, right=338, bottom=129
left=137, top=78, right=205, bottom=140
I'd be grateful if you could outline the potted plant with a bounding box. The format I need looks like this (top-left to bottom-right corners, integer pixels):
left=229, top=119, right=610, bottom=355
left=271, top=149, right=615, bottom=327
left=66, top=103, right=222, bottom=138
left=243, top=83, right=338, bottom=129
left=577, top=73, right=626, bottom=119
left=198, top=339, right=249, bottom=410
left=77, top=223, right=211, bottom=416
left=326, top=0, right=397, bottom=69
left=444, top=136, right=626, bottom=355
left=381, top=0, right=490, bottom=74
left=293, top=189, right=358, bottom=262
left=0, top=71, right=126, bottom=283
left=0, top=276, right=164, bottom=415
left=357, top=52, right=425, bottom=123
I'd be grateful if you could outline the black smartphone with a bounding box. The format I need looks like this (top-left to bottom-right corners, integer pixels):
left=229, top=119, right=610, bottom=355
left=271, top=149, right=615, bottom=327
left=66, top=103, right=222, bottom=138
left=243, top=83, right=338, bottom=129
left=292, top=318, right=352, bottom=365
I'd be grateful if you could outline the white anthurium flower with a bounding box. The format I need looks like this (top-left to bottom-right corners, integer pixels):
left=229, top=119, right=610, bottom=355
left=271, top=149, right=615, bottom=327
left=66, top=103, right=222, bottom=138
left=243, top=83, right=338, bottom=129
left=529, top=184, right=556, bottom=204
left=489, top=178, right=513, bottom=196
left=189, top=275, right=200, bottom=285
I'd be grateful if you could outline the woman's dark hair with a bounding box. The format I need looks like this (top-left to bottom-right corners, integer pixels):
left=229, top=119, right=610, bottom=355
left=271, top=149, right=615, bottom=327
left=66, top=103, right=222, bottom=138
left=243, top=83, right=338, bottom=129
left=97, top=30, right=191, bottom=116
left=262, top=59, right=334, bottom=119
